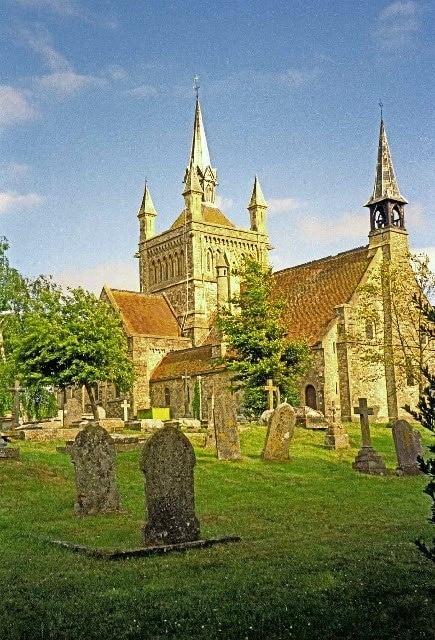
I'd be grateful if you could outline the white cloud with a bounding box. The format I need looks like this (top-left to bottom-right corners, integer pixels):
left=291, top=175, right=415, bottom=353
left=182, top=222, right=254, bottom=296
left=15, top=0, right=82, bottom=17
left=374, top=1, right=421, bottom=48
left=0, top=86, right=36, bottom=125
left=2, top=163, right=30, bottom=179
left=36, top=72, right=104, bottom=96
left=215, top=195, right=234, bottom=210
left=54, top=261, right=139, bottom=295
left=0, top=191, right=44, bottom=213
left=107, top=65, right=128, bottom=81
left=298, top=211, right=368, bottom=244
left=123, top=84, right=158, bottom=97
left=267, top=197, right=303, bottom=214
left=21, top=26, right=72, bottom=72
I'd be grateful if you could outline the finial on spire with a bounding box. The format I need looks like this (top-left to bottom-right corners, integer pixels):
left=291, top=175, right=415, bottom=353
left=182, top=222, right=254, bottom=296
left=193, top=75, right=200, bottom=99
left=379, top=99, right=383, bottom=120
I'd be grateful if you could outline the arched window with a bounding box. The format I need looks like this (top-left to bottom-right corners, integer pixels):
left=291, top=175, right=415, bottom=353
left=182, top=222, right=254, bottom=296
left=174, top=252, right=179, bottom=277
left=150, top=261, right=155, bottom=285
left=158, top=260, right=162, bottom=282
left=179, top=250, right=185, bottom=276
left=206, top=248, right=213, bottom=273
left=375, top=207, right=387, bottom=229
left=169, top=256, right=174, bottom=279
left=365, top=320, right=375, bottom=340
left=164, top=387, right=171, bottom=406
left=392, top=206, right=402, bottom=227
left=305, top=385, right=317, bottom=410
left=163, top=258, right=168, bottom=281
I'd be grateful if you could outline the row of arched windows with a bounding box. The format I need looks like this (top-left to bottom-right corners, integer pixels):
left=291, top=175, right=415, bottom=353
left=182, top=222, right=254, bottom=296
left=149, top=251, right=185, bottom=286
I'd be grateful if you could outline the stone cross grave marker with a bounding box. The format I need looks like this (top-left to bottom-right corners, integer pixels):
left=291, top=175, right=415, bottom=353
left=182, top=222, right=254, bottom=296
left=121, top=398, right=130, bottom=422
left=140, top=424, right=200, bottom=545
left=392, top=419, right=423, bottom=476
left=352, top=398, right=386, bottom=475
left=213, top=396, right=241, bottom=460
left=71, top=422, right=120, bottom=516
left=8, top=380, right=26, bottom=429
left=262, top=403, right=296, bottom=462
left=263, top=379, right=278, bottom=411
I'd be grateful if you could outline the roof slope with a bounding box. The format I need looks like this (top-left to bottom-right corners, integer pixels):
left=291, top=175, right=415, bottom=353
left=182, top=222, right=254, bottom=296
left=108, top=289, right=181, bottom=337
left=273, top=246, right=372, bottom=345
left=170, top=204, right=235, bottom=230
left=151, top=344, right=224, bottom=381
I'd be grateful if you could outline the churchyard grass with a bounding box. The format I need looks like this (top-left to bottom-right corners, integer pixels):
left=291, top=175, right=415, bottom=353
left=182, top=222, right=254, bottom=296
left=1, top=423, right=433, bottom=640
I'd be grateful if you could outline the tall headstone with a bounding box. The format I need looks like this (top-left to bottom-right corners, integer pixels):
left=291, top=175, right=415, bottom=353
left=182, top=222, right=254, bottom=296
left=140, top=425, right=200, bottom=545
left=214, top=397, right=241, bottom=461
left=71, top=422, right=120, bottom=516
left=262, top=403, right=295, bottom=461
left=352, top=398, right=386, bottom=475
left=392, top=419, right=423, bottom=476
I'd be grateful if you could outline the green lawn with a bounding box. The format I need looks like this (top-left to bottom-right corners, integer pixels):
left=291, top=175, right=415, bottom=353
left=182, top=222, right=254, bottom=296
left=1, top=423, right=434, bottom=640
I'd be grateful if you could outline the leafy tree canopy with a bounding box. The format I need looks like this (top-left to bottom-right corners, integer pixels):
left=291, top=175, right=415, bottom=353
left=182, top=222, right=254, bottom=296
left=8, top=282, right=134, bottom=419
left=217, top=259, right=311, bottom=417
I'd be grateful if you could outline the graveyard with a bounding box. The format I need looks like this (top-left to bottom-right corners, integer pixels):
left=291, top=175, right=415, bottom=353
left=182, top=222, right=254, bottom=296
left=1, top=419, right=433, bottom=640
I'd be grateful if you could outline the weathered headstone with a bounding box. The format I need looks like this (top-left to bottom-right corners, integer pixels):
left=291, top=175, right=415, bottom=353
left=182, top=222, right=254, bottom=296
left=324, top=422, right=350, bottom=449
left=0, top=435, right=20, bottom=460
left=71, top=422, right=120, bottom=516
left=213, top=397, right=241, bottom=461
left=392, top=420, right=423, bottom=476
left=140, top=425, right=200, bottom=545
left=413, top=429, right=425, bottom=457
left=63, top=397, right=83, bottom=427
left=262, top=403, right=295, bottom=461
left=352, top=398, right=386, bottom=475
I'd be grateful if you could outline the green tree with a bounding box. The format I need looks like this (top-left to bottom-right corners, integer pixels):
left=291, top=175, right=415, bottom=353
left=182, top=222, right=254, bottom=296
left=217, top=259, right=311, bottom=417
left=9, top=284, right=134, bottom=419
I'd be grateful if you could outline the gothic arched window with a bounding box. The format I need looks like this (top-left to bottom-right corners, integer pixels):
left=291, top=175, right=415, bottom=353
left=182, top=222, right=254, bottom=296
left=158, top=259, right=163, bottom=282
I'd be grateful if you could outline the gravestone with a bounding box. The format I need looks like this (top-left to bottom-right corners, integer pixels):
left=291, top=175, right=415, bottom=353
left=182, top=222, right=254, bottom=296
left=0, top=435, right=20, bottom=460
left=262, top=403, right=295, bottom=461
left=71, top=422, right=120, bottom=516
left=63, top=397, right=83, bottom=427
left=413, top=429, right=425, bottom=457
left=213, top=397, right=241, bottom=461
left=324, top=422, right=350, bottom=449
left=392, top=420, right=423, bottom=476
left=140, top=424, right=200, bottom=545
left=352, top=398, right=386, bottom=475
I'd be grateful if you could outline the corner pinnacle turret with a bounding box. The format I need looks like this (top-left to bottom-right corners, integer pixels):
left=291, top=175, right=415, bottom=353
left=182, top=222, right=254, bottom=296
left=248, top=175, right=268, bottom=233
left=137, top=181, right=157, bottom=242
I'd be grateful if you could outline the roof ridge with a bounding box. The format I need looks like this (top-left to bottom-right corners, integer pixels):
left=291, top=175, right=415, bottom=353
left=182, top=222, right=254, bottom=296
left=273, top=245, right=369, bottom=275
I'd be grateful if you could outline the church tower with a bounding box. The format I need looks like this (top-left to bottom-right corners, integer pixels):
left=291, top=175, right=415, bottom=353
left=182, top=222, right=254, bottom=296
left=137, top=86, right=270, bottom=346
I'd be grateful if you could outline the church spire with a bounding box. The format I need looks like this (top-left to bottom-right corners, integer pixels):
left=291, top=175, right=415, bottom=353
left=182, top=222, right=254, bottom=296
left=137, top=181, right=157, bottom=241
left=183, top=79, right=218, bottom=205
left=365, top=117, right=408, bottom=232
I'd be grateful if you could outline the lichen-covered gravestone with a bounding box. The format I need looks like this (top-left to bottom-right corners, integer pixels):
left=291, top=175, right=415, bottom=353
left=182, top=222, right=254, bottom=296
left=213, top=397, right=241, bottom=461
left=262, top=403, right=295, bottom=461
left=140, top=424, right=200, bottom=545
left=324, top=422, right=350, bottom=449
left=71, top=422, right=120, bottom=516
left=392, top=419, right=423, bottom=476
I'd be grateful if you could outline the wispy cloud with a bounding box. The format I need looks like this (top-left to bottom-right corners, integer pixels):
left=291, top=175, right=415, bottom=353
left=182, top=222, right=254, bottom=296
left=54, top=261, right=139, bottom=295
left=20, top=25, right=71, bottom=72
left=267, top=198, right=304, bottom=214
left=14, top=0, right=118, bottom=28
left=37, top=72, right=105, bottom=96
left=123, top=84, right=158, bottom=98
left=1, top=163, right=30, bottom=181
left=374, top=1, right=422, bottom=49
left=0, top=191, right=45, bottom=213
left=298, top=211, right=368, bottom=244
left=215, top=195, right=234, bottom=210
left=0, top=86, right=36, bottom=125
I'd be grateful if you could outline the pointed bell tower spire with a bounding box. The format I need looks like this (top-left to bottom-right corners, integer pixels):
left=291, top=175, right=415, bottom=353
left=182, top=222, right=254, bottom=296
left=248, top=175, right=268, bottom=233
left=138, top=180, right=157, bottom=242
left=365, top=114, right=408, bottom=232
left=183, top=77, right=218, bottom=206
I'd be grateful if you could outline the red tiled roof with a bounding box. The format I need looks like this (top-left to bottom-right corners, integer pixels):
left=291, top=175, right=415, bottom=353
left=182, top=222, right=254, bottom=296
left=273, top=246, right=372, bottom=345
left=170, top=204, right=236, bottom=230
left=151, top=345, right=224, bottom=381
left=108, top=289, right=181, bottom=337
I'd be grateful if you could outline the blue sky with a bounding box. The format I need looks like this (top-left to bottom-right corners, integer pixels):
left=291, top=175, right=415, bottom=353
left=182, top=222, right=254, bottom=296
left=1, top=0, right=434, bottom=293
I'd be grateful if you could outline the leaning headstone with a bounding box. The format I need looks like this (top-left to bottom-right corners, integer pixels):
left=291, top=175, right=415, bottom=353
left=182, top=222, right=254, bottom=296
left=140, top=425, right=200, bottom=545
left=262, top=403, right=295, bottom=461
left=413, top=429, right=425, bottom=457
left=71, top=422, right=120, bottom=516
left=213, top=397, right=241, bottom=461
left=392, top=420, right=423, bottom=476
left=324, top=422, right=350, bottom=449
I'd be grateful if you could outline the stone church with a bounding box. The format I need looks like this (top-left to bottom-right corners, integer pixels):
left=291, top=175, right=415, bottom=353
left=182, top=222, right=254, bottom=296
left=95, top=95, right=421, bottom=424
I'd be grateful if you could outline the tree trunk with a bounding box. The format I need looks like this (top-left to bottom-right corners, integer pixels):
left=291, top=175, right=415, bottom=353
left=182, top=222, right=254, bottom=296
left=85, top=382, right=99, bottom=420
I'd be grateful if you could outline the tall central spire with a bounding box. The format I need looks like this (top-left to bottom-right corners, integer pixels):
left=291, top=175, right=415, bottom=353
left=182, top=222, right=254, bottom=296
left=183, top=80, right=218, bottom=205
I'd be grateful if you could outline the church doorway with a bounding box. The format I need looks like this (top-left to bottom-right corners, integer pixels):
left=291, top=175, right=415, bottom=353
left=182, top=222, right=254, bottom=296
left=305, top=385, right=317, bottom=410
